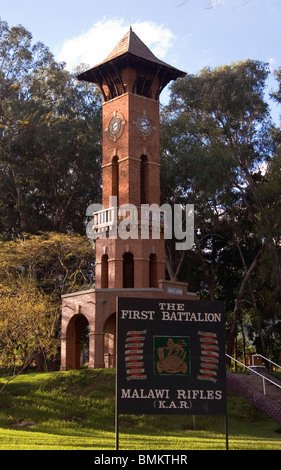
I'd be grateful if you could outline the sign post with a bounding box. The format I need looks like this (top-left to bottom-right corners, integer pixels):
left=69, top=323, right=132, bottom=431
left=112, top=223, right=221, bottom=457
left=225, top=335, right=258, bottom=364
left=116, top=297, right=228, bottom=449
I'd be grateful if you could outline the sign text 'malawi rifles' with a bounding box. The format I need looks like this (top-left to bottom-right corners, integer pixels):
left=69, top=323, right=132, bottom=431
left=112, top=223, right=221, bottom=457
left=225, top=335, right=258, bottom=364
left=121, top=388, right=223, bottom=400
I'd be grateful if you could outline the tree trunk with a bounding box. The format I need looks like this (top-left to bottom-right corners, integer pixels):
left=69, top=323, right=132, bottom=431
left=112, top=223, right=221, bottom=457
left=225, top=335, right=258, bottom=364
left=226, top=243, right=265, bottom=362
left=194, top=233, right=215, bottom=301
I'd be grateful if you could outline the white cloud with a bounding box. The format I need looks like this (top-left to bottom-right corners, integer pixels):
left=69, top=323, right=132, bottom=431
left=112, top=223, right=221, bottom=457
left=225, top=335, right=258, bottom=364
left=268, top=57, right=277, bottom=72
left=206, top=0, right=226, bottom=8
left=56, top=18, right=175, bottom=72
left=132, top=21, right=175, bottom=59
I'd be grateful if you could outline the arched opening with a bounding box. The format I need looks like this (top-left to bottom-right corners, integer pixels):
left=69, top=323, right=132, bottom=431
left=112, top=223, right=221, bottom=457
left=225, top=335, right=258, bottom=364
left=123, top=252, right=134, bottom=288
left=112, top=156, right=119, bottom=205
left=104, top=313, right=116, bottom=368
left=101, top=254, right=109, bottom=288
left=134, top=75, right=152, bottom=98
left=80, top=324, right=90, bottom=366
left=65, top=314, right=89, bottom=370
left=149, top=253, right=158, bottom=288
left=140, top=155, right=148, bottom=205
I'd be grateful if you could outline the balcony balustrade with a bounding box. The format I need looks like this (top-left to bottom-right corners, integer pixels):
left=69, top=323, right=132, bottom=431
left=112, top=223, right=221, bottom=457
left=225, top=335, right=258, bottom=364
left=91, top=205, right=167, bottom=238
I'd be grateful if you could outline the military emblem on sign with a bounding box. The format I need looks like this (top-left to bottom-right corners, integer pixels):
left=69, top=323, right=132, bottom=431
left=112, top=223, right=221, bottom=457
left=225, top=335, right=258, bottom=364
left=154, top=336, right=190, bottom=375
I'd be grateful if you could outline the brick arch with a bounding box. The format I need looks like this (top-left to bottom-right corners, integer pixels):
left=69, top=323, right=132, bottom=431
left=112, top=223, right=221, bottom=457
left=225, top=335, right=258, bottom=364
left=112, top=155, right=119, bottom=205
left=123, top=251, right=134, bottom=288
left=103, top=312, right=116, bottom=367
left=64, top=313, right=89, bottom=370
left=149, top=253, right=158, bottom=288
left=115, top=244, right=140, bottom=259
left=101, top=254, right=109, bottom=288
left=140, top=154, right=148, bottom=204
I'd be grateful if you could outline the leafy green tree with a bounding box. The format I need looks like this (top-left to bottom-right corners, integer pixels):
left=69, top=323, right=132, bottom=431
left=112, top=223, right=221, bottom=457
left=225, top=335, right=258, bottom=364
left=161, top=59, right=280, bottom=359
left=0, top=282, right=59, bottom=388
left=0, top=232, right=95, bottom=377
left=0, top=21, right=102, bottom=375
left=0, top=20, right=102, bottom=237
left=0, top=232, right=95, bottom=296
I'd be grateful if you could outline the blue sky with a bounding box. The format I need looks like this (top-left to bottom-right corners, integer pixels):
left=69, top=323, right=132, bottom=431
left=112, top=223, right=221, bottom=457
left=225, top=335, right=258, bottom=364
left=1, top=0, right=281, bottom=119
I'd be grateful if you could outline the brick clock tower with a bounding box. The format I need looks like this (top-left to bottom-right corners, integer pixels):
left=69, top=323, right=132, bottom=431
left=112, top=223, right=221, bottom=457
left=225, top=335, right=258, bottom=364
left=60, top=28, right=196, bottom=371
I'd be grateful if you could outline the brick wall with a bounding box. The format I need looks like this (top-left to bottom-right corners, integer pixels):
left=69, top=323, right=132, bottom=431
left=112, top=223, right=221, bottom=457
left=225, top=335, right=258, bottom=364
left=227, top=372, right=281, bottom=425
left=102, top=93, right=160, bottom=208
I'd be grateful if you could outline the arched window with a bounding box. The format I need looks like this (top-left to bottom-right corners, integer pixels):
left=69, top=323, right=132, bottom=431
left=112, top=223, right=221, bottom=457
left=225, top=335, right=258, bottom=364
left=112, top=156, right=119, bottom=206
left=149, top=254, right=158, bottom=288
left=140, top=155, right=148, bottom=205
left=101, top=254, right=109, bottom=288
left=123, top=252, right=134, bottom=288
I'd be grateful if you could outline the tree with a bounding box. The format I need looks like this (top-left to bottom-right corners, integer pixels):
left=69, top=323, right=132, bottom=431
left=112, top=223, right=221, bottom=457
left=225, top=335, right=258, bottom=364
left=0, top=20, right=102, bottom=238
left=0, top=20, right=102, bottom=375
left=0, top=232, right=95, bottom=380
left=0, top=232, right=95, bottom=296
left=161, top=59, right=280, bottom=359
left=0, top=282, right=59, bottom=389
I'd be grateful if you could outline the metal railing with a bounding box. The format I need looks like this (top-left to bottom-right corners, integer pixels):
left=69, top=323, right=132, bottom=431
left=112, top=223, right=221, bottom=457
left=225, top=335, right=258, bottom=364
left=226, top=353, right=281, bottom=396
left=251, top=353, right=281, bottom=371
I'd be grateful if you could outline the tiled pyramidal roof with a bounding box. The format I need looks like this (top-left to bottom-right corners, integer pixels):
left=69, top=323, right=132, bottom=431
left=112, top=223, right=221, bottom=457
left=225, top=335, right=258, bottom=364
left=101, top=27, right=180, bottom=71
left=77, top=27, right=185, bottom=79
left=77, top=28, right=186, bottom=100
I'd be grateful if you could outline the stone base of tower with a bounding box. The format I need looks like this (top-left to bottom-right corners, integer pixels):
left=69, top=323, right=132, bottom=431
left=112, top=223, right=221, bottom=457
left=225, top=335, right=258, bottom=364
left=60, top=281, right=196, bottom=371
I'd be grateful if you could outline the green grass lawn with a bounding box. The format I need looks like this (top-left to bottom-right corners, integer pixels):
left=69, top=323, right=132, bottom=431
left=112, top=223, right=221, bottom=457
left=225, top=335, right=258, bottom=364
left=0, top=368, right=280, bottom=450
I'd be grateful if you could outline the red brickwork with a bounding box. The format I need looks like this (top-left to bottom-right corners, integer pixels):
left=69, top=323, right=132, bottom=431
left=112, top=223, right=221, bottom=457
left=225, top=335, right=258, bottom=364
left=60, top=30, right=195, bottom=371
left=102, top=93, right=160, bottom=209
left=95, top=236, right=166, bottom=289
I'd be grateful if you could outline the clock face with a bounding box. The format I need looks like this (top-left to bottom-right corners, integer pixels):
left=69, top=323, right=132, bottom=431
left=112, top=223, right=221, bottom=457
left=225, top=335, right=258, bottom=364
left=109, top=117, right=121, bottom=136
left=106, top=112, right=125, bottom=141
left=136, top=114, right=152, bottom=137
